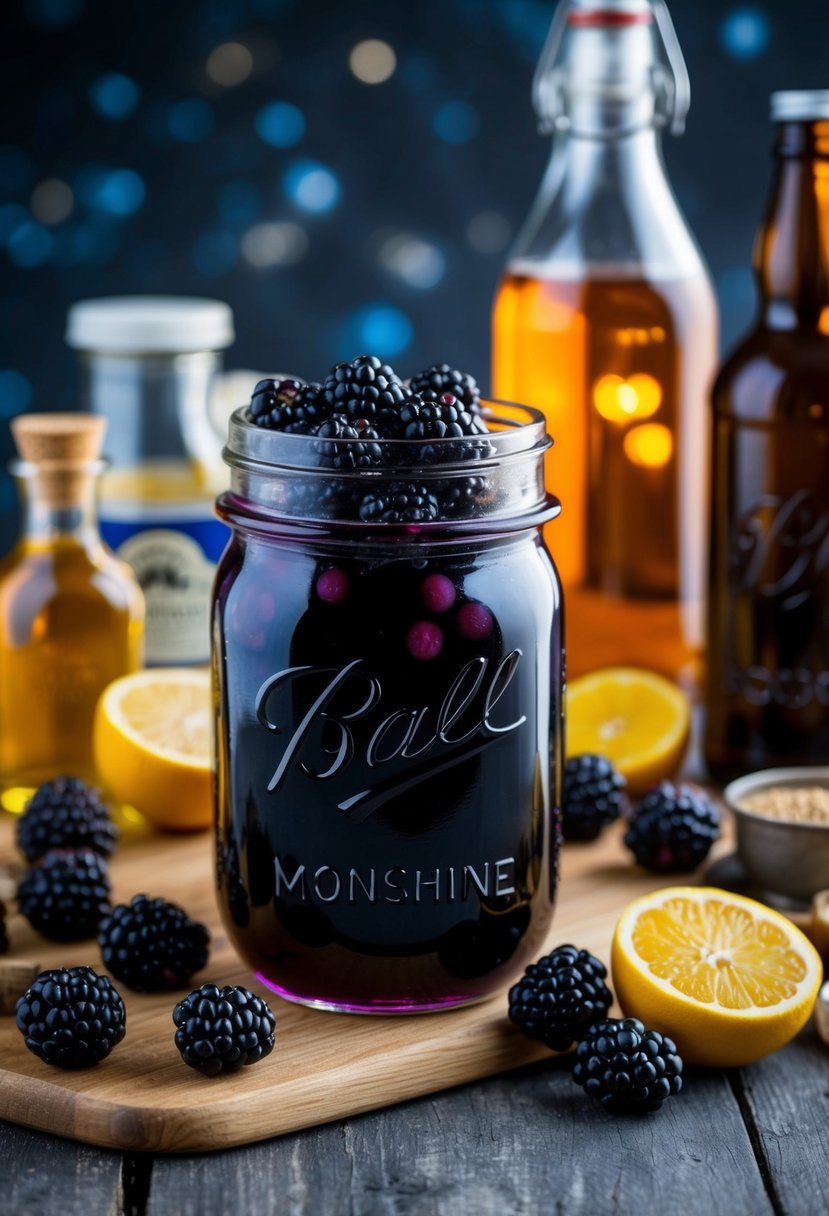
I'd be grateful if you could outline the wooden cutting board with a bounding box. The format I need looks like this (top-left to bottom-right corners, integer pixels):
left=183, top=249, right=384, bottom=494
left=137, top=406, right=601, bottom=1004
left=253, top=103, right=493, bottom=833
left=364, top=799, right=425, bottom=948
left=0, top=812, right=798, bottom=1154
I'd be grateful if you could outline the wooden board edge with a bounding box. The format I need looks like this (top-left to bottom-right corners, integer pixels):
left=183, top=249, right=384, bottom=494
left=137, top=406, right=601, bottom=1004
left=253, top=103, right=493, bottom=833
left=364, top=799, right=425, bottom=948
left=0, top=1022, right=559, bottom=1153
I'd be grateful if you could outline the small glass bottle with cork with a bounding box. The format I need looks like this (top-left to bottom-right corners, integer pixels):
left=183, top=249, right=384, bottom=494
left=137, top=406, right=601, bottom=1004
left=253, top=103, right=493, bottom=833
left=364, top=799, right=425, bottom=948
left=0, top=414, right=144, bottom=812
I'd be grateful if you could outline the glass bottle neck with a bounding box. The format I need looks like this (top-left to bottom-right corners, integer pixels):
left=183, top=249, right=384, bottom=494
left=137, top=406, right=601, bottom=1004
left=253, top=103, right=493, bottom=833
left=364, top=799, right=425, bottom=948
left=16, top=472, right=102, bottom=547
left=549, top=121, right=664, bottom=190
left=509, top=122, right=704, bottom=281
left=756, top=120, right=829, bottom=329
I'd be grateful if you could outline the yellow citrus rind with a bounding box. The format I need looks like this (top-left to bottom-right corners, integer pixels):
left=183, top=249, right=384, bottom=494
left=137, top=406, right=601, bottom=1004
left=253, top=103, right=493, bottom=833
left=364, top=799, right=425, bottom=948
left=567, top=666, right=690, bottom=794
left=611, top=886, right=822, bottom=1067
left=93, top=668, right=213, bottom=832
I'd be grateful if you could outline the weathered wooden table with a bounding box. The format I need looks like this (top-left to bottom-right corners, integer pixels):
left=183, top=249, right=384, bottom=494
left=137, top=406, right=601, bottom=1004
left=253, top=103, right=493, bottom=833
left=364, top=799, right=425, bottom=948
left=2, top=1023, right=827, bottom=1214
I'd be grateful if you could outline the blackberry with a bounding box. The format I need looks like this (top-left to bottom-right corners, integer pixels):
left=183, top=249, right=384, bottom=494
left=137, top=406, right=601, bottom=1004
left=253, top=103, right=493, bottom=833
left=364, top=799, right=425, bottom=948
left=98, top=894, right=210, bottom=992
left=18, top=847, right=112, bottom=941
left=321, top=354, right=410, bottom=428
left=562, top=755, right=627, bottom=842
left=572, top=1017, right=683, bottom=1114
left=173, top=983, right=276, bottom=1076
left=17, top=775, right=118, bottom=863
left=624, top=781, right=720, bottom=873
left=410, top=363, right=483, bottom=414
left=433, top=473, right=491, bottom=518
left=359, top=482, right=440, bottom=524
left=16, top=966, right=126, bottom=1069
left=248, top=378, right=330, bottom=433
left=398, top=394, right=493, bottom=465
left=313, top=414, right=384, bottom=470
left=508, top=944, right=613, bottom=1051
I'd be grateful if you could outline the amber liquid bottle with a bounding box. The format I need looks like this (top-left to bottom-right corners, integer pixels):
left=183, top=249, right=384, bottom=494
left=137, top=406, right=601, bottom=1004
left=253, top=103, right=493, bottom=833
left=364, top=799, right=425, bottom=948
left=493, top=0, right=718, bottom=683
left=705, top=94, right=829, bottom=780
left=0, top=415, right=144, bottom=811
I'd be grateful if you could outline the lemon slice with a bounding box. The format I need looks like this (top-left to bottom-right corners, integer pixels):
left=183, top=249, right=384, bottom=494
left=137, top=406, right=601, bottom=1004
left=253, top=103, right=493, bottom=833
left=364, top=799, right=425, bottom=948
left=93, top=668, right=212, bottom=831
left=612, top=887, right=822, bottom=1067
left=567, top=667, right=690, bottom=794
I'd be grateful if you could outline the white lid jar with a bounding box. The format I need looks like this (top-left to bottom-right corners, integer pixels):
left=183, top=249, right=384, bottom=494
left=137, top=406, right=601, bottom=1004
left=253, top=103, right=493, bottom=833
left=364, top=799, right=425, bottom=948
left=66, top=295, right=236, bottom=666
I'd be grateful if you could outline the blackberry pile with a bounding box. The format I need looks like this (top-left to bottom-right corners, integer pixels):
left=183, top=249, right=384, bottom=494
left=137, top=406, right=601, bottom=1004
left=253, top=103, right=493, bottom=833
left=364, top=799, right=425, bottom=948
left=173, top=984, right=276, bottom=1076
left=17, top=776, right=118, bottom=863
left=98, top=894, right=210, bottom=991
left=320, top=355, right=410, bottom=428
left=16, top=966, right=126, bottom=1069
left=561, top=755, right=627, bottom=842
left=18, top=847, right=112, bottom=941
left=625, top=782, right=720, bottom=873
left=410, top=362, right=482, bottom=414
left=572, top=1017, right=683, bottom=1114
left=244, top=356, right=494, bottom=522
left=508, top=944, right=612, bottom=1051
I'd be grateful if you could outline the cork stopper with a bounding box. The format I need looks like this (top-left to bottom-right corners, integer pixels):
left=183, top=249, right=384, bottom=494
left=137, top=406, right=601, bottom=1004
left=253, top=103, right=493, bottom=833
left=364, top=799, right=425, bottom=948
left=11, top=413, right=106, bottom=508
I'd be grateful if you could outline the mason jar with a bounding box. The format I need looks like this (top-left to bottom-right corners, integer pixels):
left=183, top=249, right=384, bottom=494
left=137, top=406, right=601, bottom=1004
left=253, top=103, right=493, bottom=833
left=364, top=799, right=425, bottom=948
left=213, top=401, right=563, bottom=1013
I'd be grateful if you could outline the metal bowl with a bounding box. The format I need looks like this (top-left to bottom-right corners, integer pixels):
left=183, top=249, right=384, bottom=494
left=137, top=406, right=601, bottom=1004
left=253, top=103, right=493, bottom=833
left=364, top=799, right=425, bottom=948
left=723, top=767, right=829, bottom=905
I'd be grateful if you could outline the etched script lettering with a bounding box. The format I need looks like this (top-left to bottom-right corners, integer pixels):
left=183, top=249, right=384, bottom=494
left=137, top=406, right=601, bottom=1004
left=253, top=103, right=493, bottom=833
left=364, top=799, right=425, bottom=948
left=255, top=652, right=526, bottom=816
left=733, top=490, right=829, bottom=610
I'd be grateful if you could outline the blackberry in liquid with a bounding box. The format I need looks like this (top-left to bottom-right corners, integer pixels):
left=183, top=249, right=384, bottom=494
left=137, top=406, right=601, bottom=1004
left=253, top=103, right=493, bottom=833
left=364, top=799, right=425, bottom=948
left=213, top=525, right=562, bottom=1012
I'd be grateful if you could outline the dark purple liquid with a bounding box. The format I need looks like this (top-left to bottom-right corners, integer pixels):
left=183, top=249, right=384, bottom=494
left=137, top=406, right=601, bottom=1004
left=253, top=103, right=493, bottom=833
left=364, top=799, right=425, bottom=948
left=213, top=524, right=562, bottom=1011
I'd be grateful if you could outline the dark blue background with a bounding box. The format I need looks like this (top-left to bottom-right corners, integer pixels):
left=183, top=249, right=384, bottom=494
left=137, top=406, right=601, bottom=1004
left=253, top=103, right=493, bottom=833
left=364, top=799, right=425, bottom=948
left=1, top=0, right=826, bottom=549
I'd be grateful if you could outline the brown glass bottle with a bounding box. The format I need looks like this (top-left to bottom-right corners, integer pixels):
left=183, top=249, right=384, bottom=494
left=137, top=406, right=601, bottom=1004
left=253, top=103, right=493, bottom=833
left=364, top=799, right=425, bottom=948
left=705, top=94, right=829, bottom=780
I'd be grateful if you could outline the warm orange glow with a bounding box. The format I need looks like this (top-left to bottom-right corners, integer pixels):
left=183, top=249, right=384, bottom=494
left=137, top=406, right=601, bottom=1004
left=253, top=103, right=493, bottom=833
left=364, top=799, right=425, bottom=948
left=593, top=373, right=662, bottom=423
left=624, top=423, right=674, bottom=468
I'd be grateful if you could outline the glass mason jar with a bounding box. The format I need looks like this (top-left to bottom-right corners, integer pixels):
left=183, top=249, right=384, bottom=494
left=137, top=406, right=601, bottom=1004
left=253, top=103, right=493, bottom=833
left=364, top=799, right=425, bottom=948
left=213, top=401, right=563, bottom=1013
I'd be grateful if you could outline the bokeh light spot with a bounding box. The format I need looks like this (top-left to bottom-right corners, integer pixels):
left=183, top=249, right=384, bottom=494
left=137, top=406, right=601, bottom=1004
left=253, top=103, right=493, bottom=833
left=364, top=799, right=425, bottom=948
left=594, top=373, right=662, bottom=423
left=7, top=221, right=53, bottom=268
left=338, top=304, right=413, bottom=360
left=31, top=178, right=73, bottom=224
left=349, top=40, right=397, bottom=85
left=241, top=221, right=308, bottom=267
left=283, top=160, right=340, bottom=214
left=255, top=101, right=305, bottom=148
left=720, top=7, right=771, bottom=60
left=0, top=370, right=33, bottom=415
left=192, top=230, right=238, bottom=277
left=466, top=210, right=512, bottom=254
left=76, top=167, right=145, bottom=217
left=24, top=0, right=84, bottom=27
left=89, top=73, right=139, bottom=120
left=379, top=233, right=445, bottom=290
left=206, top=42, right=254, bottom=87
left=168, top=98, right=215, bottom=143
left=433, top=100, right=480, bottom=144
left=623, top=423, right=674, bottom=468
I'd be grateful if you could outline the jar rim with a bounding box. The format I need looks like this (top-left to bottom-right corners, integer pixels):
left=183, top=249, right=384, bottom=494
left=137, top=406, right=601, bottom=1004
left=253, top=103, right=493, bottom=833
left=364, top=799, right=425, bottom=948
left=221, top=399, right=558, bottom=531
left=224, top=399, right=552, bottom=472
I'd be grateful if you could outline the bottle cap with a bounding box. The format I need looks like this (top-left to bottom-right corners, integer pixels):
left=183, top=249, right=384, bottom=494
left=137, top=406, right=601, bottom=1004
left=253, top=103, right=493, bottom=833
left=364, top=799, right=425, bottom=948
left=65, top=296, right=235, bottom=355
left=10, top=413, right=107, bottom=507
left=533, top=0, right=690, bottom=137
left=771, top=91, right=829, bottom=123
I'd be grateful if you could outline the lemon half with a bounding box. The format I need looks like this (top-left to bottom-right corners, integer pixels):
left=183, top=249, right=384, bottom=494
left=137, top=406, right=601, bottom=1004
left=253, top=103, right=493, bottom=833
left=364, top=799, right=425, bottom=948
left=567, top=666, right=690, bottom=794
left=612, top=886, right=822, bottom=1067
left=93, top=668, right=212, bottom=831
